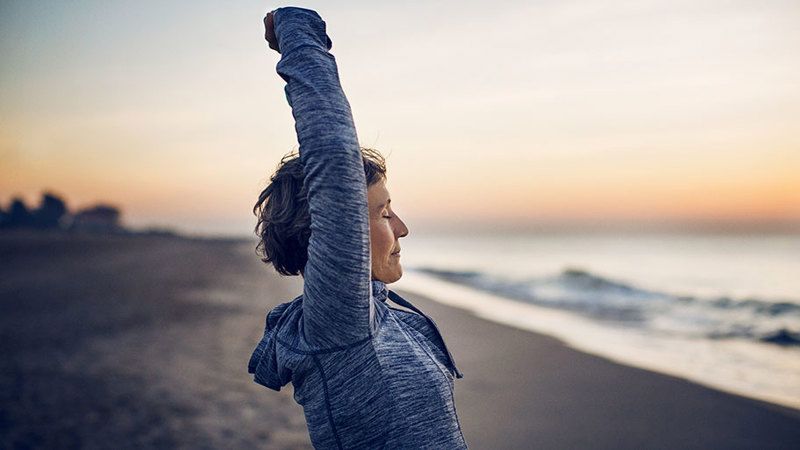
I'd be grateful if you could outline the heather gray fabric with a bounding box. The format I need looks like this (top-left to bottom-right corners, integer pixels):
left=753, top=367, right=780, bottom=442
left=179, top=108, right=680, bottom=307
left=248, top=7, right=467, bottom=449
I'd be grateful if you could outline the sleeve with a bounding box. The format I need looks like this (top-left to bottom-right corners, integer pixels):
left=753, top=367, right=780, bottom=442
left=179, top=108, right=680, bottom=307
left=272, top=7, right=373, bottom=347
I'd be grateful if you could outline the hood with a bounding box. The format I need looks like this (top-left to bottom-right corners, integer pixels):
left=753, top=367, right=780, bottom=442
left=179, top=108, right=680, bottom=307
left=247, top=298, right=299, bottom=391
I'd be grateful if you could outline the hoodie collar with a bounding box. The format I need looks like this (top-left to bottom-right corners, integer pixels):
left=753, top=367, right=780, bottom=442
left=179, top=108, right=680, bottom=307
left=371, top=280, right=388, bottom=302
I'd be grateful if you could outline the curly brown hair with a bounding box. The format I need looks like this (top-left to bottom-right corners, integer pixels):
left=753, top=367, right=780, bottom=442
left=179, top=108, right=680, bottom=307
left=254, top=148, right=387, bottom=276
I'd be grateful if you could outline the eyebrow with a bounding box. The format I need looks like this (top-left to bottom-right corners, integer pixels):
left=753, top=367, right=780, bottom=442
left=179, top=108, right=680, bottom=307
left=373, top=198, right=391, bottom=212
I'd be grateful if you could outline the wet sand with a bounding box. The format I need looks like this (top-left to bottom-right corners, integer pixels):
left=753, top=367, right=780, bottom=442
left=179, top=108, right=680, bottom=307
left=1, top=233, right=799, bottom=449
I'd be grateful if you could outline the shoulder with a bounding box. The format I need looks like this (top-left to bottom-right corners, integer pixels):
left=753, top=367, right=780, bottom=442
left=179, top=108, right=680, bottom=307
left=388, top=306, right=428, bottom=329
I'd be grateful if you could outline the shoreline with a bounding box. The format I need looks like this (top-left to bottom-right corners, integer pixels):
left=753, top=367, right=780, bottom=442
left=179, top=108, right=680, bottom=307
left=393, top=271, right=800, bottom=412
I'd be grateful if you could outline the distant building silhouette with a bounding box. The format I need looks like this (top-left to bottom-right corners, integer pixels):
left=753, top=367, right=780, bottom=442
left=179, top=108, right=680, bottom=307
left=68, top=205, right=123, bottom=233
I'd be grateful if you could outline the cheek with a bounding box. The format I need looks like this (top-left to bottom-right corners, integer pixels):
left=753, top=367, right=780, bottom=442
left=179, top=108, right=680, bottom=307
left=370, top=221, right=394, bottom=256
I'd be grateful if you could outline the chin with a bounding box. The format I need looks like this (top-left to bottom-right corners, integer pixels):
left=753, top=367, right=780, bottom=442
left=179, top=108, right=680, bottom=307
left=388, top=270, right=403, bottom=284
left=378, top=266, right=403, bottom=284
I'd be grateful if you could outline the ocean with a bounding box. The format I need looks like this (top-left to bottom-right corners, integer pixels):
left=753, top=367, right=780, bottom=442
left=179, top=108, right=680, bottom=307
left=392, top=231, right=800, bottom=410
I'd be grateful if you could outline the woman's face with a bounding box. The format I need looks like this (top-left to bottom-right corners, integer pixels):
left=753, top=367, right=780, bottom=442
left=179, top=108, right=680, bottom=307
left=367, top=179, right=409, bottom=284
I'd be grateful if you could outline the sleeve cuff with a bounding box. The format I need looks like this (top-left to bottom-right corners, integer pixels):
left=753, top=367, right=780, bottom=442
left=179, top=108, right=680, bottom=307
left=273, top=7, right=332, bottom=55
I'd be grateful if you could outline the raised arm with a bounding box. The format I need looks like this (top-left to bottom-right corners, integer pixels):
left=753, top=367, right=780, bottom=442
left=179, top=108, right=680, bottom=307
left=269, top=8, right=372, bottom=347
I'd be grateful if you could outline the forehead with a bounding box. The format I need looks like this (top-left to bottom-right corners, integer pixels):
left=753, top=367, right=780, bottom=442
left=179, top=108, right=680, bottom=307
left=367, top=179, right=390, bottom=209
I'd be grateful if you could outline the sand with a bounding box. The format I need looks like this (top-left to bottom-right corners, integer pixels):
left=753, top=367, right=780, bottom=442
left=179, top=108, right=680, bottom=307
left=1, top=233, right=798, bottom=449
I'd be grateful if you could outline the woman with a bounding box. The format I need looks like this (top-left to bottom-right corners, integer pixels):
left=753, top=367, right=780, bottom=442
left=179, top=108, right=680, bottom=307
left=248, top=7, right=467, bottom=449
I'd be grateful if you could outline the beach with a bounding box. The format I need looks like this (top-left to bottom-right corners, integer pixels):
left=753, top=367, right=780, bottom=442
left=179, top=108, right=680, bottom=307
left=2, top=233, right=799, bottom=449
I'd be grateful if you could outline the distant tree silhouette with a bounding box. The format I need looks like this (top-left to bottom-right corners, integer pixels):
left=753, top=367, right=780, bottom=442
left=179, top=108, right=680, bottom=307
left=32, top=192, right=67, bottom=228
left=7, top=198, right=34, bottom=228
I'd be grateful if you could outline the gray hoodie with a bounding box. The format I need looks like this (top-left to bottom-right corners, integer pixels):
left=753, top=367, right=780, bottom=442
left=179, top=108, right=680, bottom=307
left=248, top=7, right=467, bottom=450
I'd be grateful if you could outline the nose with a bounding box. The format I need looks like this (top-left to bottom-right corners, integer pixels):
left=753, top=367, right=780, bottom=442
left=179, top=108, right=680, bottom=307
left=394, top=214, right=409, bottom=238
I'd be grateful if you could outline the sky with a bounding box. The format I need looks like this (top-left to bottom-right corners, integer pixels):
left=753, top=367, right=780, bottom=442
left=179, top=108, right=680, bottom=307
left=1, top=0, right=799, bottom=236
